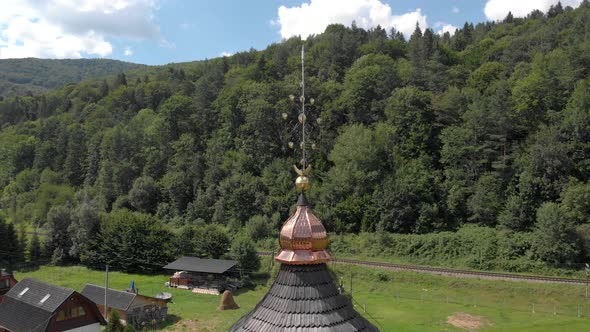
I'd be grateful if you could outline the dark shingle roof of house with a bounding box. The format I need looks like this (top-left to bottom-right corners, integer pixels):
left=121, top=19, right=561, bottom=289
left=0, top=278, right=75, bottom=332
left=81, top=284, right=136, bottom=311
left=229, top=263, right=379, bottom=332
left=163, top=256, right=238, bottom=274
left=4, top=278, right=74, bottom=313
left=0, top=296, right=53, bottom=332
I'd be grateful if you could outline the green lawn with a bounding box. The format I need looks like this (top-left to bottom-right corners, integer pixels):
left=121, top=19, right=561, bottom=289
left=14, top=259, right=590, bottom=331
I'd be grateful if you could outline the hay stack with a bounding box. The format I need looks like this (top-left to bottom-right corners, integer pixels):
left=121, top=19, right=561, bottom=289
left=218, top=290, right=239, bottom=310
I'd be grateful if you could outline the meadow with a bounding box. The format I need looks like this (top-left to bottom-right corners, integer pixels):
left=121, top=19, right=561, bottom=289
left=14, top=258, right=590, bottom=331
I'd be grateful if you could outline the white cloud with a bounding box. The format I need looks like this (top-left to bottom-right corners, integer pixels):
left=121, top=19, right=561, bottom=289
left=276, top=0, right=427, bottom=40
left=0, top=0, right=160, bottom=59
left=484, top=0, right=582, bottom=21
left=452, top=7, right=460, bottom=14
left=220, top=51, right=232, bottom=57
left=435, top=23, right=458, bottom=36
left=124, top=46, right=133, bottom=56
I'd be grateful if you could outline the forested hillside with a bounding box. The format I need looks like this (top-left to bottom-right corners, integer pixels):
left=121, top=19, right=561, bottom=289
left=1, top=2, right=590, bottom=273
left=0, top=58, right=144, bottom=98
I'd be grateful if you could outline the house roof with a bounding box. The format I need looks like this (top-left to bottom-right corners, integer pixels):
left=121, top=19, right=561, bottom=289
left=0, top=296, right=53, bottom=332
left=3, top=278, right=74, bottom=313
left=163, top=256, right=238, bottom=274
left=0, top=278, right=106, bottom=331
left=81, top=284, right=136, bottom=311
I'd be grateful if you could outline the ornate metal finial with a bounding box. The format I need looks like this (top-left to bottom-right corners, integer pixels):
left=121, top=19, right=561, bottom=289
left=283, top=45, right=321, bottom=192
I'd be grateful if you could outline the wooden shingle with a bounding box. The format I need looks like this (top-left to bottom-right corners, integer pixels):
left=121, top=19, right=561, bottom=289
left=229, top=263, right=379, bottom=331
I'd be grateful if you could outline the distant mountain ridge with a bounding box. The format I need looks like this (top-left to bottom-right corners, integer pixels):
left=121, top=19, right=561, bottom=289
left=0, top=58, right=145, bottom=98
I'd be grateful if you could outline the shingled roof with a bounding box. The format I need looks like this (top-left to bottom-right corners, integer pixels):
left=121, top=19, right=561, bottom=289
left=0, top=296, right=54, bottom=332
left=0, top=278, right=105, bottom=332
left=229, top=263, right=379, bottom=331
left=81, top=284, right=136, bottom=311
left=163, top=256, right=237, bottom=274
left=3, top=278, right=74, bottom=313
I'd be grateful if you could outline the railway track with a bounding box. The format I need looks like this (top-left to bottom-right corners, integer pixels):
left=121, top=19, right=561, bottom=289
left=258, top=251, right=588, bottom=285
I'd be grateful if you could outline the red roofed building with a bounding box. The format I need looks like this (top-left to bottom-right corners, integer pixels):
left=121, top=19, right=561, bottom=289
left=0, top=270, right=17, bottom=304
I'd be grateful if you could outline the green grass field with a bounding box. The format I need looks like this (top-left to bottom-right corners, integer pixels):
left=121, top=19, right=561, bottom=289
left=13, top=258, right=590, bottom=331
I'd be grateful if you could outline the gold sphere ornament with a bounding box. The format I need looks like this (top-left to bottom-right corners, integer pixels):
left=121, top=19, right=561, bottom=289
left=288, top=142, right=294, bottom=149
left=311, top=143, right=317, bottom=150
left=298, top=113, right=306, bottom=124
left=281, top=112, right=288, bottom=120
left=289, top=95, right=295, bottom=102
left=295, top=175, right=311, bottom=191
left=310, top=98, right=315, bottom=105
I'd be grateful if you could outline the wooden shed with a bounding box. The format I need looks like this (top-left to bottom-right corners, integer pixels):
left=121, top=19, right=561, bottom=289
left=163, top=257, right=238, bottom=293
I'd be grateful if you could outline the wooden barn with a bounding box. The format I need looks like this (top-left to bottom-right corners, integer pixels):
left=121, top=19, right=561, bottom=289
left=0, top=270, right=17, bottom=304
left=163, top=257, right=238, bottom=293
left=0, top=278, right=105, bottom=332
left=80, top=284, right=168, bottom=330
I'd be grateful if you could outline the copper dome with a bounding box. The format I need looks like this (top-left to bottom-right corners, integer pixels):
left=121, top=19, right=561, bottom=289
left=275, top=194, right=331, bottom=265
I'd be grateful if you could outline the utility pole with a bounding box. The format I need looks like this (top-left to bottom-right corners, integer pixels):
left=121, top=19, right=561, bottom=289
left=350, top=271, right=353, bottom=299
left=585, top=263, right=589, bottom=298
left=104, top=264, right=109, bottom=322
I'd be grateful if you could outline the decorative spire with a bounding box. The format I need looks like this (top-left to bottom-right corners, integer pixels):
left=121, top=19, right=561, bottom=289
left=283, top=45, right=321, bottom=193
left=231, top=45, right=378, bottom=332
left=275, top=46, right=330, bottom=265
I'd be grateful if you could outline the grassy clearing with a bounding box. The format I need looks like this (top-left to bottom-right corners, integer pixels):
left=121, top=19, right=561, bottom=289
left=14, top=258, right=590, bottom=331
left=329, top=264, right=590, bottom=331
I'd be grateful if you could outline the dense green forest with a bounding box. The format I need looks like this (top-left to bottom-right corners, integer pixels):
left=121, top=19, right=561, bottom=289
left=2, top=2, right=590, bottom=274
left=0, top=58, right=144, bottom=98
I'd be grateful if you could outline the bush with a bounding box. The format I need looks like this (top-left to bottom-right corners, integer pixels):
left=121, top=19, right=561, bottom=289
left=375, top=270, right=390, bottom=282
left=530, top=203, right=583, bottom=267
left=229, top=235, right=260, bottom=273
left=106, top=310, right=124, bottom=332
left=245, top=215, right=273, bottom=241
left=327, top=224, right=578, bottom=274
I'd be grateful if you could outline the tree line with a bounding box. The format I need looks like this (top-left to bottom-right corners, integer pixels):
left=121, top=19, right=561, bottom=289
left=1, top=2, right=590, bottom=272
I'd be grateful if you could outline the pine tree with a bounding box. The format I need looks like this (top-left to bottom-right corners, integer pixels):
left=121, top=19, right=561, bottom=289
left=504, top=11, right=514, bottom=23
left=99, top=79, right=109, bottom=97
left=28, top=232, right=42, bottom=263
left=115, top=73, right=127, bottom=87
left=548, top=2, right=564, bottom=18
left=16, top=224, right=27, bottom=264
left=408, top=23, right=427, bottom=87
left=0, top=220, right=22, bottom=271
left=106, top=310, right=124, bottom=332
left=0, top=218, right=6, bottom=268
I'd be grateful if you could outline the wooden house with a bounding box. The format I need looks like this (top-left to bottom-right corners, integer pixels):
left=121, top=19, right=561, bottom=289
left=0, top=270, right=17, bottom=304
left=163, top=256, right=238, bottom=293
left=80, top=284, right=168, bottom=330
left=0, top=278, right=105, bottom=332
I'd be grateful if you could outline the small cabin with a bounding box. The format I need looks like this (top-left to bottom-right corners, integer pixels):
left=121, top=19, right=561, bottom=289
left=0, top=270, right=17, bottom=304
left=81, top=284, right=168, bottom=330
left=163, top=257, right=238, bottom=293
left=0, top=278, right=105, bottom=332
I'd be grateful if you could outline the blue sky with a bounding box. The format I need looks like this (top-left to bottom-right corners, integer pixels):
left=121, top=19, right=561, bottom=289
left=0, top=0, right=581, bottom=65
